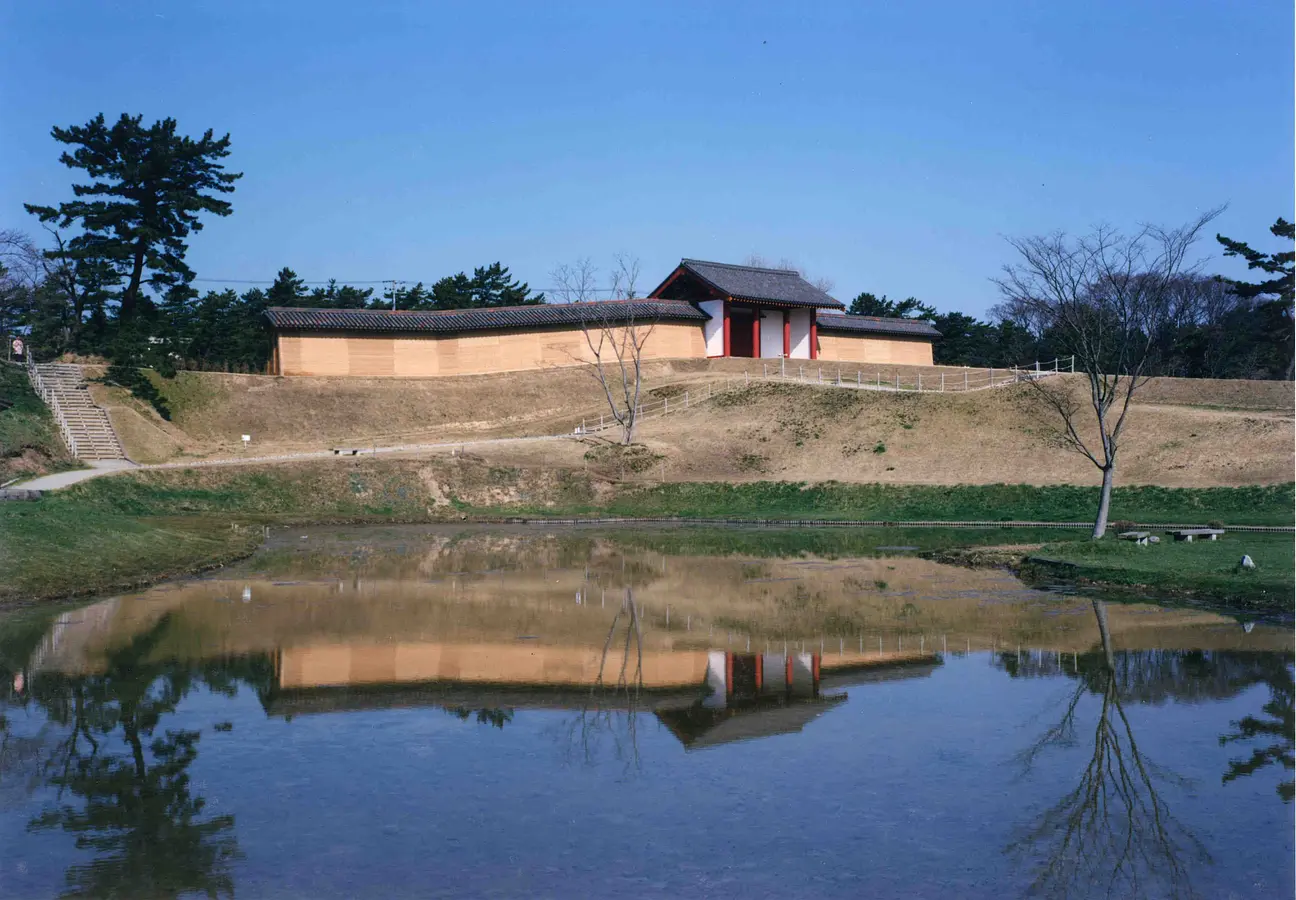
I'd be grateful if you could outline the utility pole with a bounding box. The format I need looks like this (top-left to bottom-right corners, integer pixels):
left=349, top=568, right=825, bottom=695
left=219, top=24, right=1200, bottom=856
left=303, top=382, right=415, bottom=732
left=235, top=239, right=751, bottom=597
left=387, top=280, right=405, bottom=311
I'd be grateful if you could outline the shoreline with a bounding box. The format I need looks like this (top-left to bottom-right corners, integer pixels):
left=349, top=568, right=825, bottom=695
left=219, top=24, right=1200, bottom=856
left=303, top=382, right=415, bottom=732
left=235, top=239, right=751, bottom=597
left=4, top=513, right=1291, bottom=619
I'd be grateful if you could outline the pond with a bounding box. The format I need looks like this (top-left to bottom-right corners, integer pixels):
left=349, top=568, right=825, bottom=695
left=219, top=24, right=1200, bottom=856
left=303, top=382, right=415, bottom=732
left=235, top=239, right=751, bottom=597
left=1, top=525, right=1291, bottom=899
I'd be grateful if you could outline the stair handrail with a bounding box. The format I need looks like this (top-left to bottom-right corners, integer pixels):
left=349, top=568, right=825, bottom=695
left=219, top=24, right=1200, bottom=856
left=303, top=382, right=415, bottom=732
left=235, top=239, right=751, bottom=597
left=26, top=358, right=80, bottom=458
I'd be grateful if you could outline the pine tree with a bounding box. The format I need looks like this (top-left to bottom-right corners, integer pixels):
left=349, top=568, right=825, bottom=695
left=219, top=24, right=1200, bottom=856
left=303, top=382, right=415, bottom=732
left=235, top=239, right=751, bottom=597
left=25, top=114, right=241, bottom=319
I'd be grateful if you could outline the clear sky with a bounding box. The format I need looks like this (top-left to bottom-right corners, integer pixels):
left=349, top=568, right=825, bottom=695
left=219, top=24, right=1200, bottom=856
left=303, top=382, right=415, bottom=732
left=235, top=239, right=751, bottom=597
left=1, top=1, right=1291, bottom=315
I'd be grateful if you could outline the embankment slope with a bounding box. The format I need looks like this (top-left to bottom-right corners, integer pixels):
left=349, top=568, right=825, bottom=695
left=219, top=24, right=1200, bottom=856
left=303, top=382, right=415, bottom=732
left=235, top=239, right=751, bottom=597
left=86, top=362, right=1293, bottom=487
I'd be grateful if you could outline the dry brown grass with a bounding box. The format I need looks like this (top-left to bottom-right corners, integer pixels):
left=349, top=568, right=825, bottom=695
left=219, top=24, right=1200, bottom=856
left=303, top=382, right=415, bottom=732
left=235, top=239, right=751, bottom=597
left=94, top=361, right=1292, bottom=488
left=633, top=379, right=1292, bottom=487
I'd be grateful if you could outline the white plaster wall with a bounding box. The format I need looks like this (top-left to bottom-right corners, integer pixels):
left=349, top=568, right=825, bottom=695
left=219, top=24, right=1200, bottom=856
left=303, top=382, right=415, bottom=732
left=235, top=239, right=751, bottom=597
left=704, top=650, right=728, bottom=707
left=699, top=299, right=724, bottom=357
left=759, top=309, right=784, bottom=357
left=789, top=309, right=812, bottom=359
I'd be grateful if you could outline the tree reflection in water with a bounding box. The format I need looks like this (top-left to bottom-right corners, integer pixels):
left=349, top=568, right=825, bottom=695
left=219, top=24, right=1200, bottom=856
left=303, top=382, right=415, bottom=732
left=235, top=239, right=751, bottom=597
left=555, top=588, right=644, bottom=773
left=14, top=618, right=273, bottom=900
left=1219, top=655, right=1294, bottom=803
left=1005, top=600, right=1210, bottom=899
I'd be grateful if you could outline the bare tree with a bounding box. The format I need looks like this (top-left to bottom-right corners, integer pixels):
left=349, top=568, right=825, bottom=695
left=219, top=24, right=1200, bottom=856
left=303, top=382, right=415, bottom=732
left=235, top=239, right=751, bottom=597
left=994, top=210, right=1222, bottom=538
left=744, top=253, right=835, bottom=294
left=1008, top=600, right=1210, bottom=898
left=550, top=257, right=599, bottom=305
left=554, top=255, right=655, bottom=445
left=608, top=252, right=641, bottom=300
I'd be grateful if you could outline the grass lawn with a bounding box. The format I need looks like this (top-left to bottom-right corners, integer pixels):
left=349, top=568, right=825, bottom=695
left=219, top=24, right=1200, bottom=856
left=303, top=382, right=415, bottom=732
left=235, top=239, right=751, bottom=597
left=1024, top=531, right=1294, bottom=613
left=0, top=502, right=260, bottom=605
left=602, top=481, right=1295, bottom=526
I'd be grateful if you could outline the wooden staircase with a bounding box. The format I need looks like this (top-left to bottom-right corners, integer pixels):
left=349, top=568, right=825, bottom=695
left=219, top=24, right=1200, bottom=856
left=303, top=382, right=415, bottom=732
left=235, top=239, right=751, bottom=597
left=28, top=363, right=128, bottom=461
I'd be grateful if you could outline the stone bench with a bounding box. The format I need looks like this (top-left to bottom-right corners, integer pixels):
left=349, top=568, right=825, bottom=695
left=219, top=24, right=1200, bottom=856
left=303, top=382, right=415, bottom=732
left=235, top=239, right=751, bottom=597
left=1166, top=528, right=1225, bottom=543
left=1118, top=531, right=1159, bottom=545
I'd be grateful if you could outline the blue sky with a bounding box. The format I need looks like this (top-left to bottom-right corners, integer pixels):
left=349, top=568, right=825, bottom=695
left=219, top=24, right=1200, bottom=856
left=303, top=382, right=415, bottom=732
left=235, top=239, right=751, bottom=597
left=1, top=1, right=1291, bottom=316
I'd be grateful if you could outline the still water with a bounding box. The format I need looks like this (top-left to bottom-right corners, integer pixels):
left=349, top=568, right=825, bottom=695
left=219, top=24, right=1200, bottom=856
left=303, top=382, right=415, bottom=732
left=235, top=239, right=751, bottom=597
left=0, top=525, right=1291, bottom=899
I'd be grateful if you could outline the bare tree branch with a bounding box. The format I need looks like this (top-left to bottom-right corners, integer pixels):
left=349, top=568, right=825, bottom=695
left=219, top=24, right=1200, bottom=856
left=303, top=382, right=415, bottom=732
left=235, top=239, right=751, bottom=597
left=994, top=208, right=1224, bottom=537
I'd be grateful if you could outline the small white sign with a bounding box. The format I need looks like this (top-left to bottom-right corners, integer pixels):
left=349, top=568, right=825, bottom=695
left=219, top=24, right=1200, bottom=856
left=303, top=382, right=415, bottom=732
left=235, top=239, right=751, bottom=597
left=241, top=434, right=251, bottom=443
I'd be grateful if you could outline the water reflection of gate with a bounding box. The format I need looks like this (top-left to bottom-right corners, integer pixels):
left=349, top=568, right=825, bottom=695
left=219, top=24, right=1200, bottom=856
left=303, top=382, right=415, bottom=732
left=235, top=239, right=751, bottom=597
left=263, top=642, right=941, bottom=749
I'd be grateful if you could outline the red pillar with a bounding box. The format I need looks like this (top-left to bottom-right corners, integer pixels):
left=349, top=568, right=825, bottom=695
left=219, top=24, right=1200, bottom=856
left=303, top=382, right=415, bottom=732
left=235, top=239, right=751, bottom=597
left=784, top=653, right=793, bottom=691
left=809, top=318, right=818, bottom=360
left=752, top=311, right=761, bottom=358
left=782, top=311, right=790, bottom=358
left=754, top=655, right=763, bottom=691
left=722, top=301, right=731, bottom=357
left=725, top=651, right=735, bottom=697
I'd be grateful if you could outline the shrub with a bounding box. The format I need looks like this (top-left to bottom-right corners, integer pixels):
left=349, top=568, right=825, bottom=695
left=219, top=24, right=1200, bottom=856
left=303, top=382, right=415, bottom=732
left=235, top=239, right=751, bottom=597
left=873, top=442, right=887, bottom=454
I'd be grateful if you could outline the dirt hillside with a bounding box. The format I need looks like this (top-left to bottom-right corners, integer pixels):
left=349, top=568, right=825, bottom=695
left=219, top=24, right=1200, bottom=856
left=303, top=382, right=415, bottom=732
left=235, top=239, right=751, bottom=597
left=84, top=361, right=1293, bottom=487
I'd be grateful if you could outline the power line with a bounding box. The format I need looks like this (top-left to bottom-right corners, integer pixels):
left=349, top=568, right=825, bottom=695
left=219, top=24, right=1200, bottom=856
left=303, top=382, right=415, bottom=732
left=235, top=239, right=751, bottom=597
left=190, top=277, right=629, bottom=293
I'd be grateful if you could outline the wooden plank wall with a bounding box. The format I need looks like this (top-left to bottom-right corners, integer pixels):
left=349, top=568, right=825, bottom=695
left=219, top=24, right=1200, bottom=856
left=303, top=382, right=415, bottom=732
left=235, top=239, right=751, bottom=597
left=277, top=322, right=707, bottom=377
left=817, top=334, right=935, bottom=367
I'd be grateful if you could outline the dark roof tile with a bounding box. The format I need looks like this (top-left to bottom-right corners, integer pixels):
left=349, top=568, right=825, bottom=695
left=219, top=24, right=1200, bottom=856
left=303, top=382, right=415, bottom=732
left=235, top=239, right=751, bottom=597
left=265, top=299, right=708, bottom=334
left=816, top=313, right=940, bottom=339
left=676, top=259, right=844, bottom=309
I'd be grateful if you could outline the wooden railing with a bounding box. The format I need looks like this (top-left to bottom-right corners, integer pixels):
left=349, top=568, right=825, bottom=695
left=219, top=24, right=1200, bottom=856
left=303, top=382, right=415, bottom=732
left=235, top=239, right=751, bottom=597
left=26, top=359, right=80, bottom=458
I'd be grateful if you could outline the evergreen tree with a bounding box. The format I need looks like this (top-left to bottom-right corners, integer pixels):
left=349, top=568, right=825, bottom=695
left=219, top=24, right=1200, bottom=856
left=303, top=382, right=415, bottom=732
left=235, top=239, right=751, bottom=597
left=429, top=272, right=475, bottom=309
left=469, top=262, right=544, bottom=307
left=1216, top=218, right=1294, bottom=379
left=25, top=114, right=241, bottom=319
left=847, top=291, right=936, bottom=319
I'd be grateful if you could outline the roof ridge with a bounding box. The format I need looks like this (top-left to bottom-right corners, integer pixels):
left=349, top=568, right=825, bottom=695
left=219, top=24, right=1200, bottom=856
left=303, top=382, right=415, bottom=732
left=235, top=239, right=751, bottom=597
left=682, top=258, right=802, bottom=276
left=267, top=298, right=692, bottom=317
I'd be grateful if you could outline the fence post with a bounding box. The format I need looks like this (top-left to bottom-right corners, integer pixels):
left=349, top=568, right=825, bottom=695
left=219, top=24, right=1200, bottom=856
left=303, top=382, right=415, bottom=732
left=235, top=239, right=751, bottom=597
left=877, top=372, right=881, bottom=388
left=895, top=374, right=900, bottom=390
left=990, top=366, right=994, bottom=385
left=964, top=372, right=968, bottom=390
left=818, top=367, right=822, bottom=383
left=684, top=391, right=689, bottom=408
left=1035, top=360, right=1040, bottom=373
left=940, top=373, right=944, bottom=391
left=664, top=398, right=668, bottom=414
left=763, top=363, right=767, bottom=377
left=857, top=371, right=861, bottom=387
left=1070, top=355, right=1075, bottom=373
left=917, top=374, right=921, bottom=391
left=745, top=370, right=749, bottom=385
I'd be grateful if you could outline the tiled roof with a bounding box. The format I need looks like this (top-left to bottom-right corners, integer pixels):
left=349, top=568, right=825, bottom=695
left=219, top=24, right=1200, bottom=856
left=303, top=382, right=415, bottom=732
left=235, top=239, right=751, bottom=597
left=264, top=300, right=708, bottom=334
left=816, top=313, right=941, bottom=339
left=674, top=259, right=844, bottom=309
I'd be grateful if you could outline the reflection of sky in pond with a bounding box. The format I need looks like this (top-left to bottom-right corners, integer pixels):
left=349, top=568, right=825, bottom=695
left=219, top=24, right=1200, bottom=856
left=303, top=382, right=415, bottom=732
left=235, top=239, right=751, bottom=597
left=0, top=526, right=1290, bottom=899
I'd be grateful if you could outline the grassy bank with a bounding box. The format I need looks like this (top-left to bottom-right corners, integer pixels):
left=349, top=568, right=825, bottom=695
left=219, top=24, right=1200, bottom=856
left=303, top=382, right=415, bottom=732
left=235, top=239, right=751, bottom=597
left=2, top=456, right=1291, bottom=608
left=0, top=502, right=261, bottom=605
left=49, top=459, right=1296, bottom=524
left=1019, top=533, right=1294, bottom=614
left=0, top=362, right=81, bottom=483
left=602, top=481, right=1295, bottom=525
